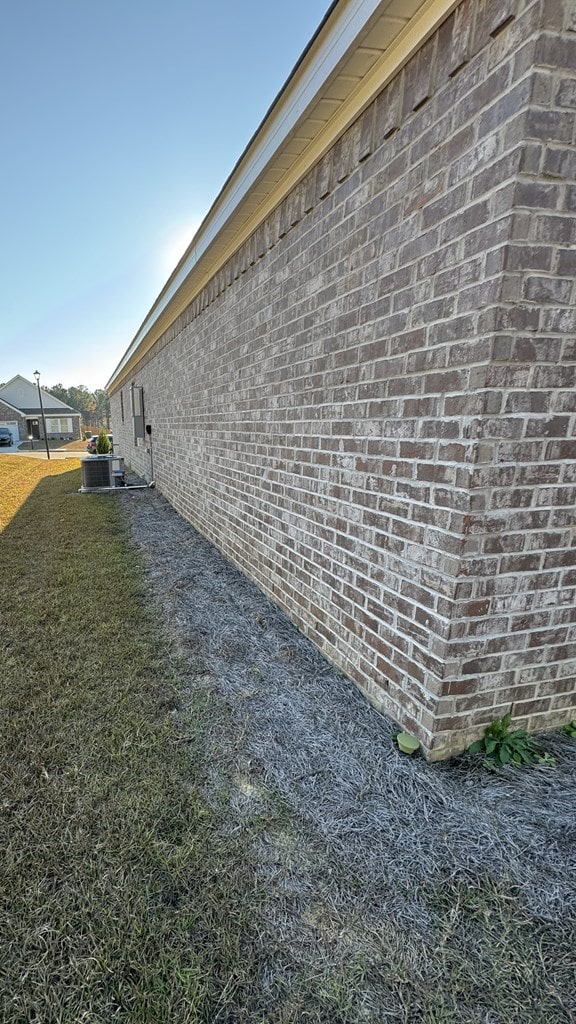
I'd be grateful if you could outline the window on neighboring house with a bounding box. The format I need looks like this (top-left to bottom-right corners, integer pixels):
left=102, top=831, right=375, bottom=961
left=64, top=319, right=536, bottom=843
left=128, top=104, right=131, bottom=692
left=120, top=390, right=125, bottom=423
left=47, top=417, right=73, bottom=433
left=130, top=385, right=145, bottom=442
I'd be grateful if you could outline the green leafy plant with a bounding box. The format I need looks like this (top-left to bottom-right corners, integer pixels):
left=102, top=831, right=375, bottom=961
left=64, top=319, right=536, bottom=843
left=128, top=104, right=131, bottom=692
left=560, top=720, right=576, bottom=738
left=468, top=713, right=556, bottom=768
left=95, top=427, right=111, bottom=454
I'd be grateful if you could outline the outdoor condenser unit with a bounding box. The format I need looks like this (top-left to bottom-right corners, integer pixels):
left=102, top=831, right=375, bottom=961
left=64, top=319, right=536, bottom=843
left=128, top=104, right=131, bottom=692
left=80, top=455, right=125, bottom=491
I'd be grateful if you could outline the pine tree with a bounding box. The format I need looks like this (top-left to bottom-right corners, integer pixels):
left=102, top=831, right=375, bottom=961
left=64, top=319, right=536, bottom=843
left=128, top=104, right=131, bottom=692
left=95, top=428, right=111, bottom=454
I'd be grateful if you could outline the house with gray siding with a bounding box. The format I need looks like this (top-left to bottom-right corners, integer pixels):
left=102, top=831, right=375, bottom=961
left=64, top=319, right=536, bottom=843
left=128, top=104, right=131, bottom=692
left=107, top=0, right=576, bottom=759
left=0, top=376, right=82, bottom=443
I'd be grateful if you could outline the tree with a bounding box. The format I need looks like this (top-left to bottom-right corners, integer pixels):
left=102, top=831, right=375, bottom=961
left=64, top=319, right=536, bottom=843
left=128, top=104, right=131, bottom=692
left=95, top=428, right=111, bottom=454
left=94, top=390, right=111, bottom=429
left=46, top=383, right=109, bottom=428
left=68, top=386, right=96, bottom=425
left=47, top=383, right=70, bottom=406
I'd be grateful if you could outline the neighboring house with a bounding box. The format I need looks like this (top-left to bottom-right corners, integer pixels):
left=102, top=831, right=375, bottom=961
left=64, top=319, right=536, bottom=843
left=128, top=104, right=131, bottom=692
left=0, top=376, right=82, bottom=443
left=106, top=0, right=576, bottom=759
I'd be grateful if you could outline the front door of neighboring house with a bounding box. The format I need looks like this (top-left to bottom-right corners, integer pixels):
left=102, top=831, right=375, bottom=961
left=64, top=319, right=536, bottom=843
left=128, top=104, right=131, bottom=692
left=28, top=419, right=40, bottom=440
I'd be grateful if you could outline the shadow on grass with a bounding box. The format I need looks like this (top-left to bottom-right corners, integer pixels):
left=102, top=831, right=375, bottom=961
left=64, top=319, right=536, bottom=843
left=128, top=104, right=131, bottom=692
left=0, top=465, right=277, bottom=1023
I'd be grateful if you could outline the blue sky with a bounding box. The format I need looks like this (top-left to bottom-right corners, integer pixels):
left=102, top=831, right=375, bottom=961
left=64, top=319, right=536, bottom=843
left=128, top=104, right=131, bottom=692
left=0, top=0, right=330, bottom=391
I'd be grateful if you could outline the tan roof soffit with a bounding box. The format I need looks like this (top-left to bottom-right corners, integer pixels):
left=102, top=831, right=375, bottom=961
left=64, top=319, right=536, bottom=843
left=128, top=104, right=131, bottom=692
left=107, top=0, right=459, bottom=392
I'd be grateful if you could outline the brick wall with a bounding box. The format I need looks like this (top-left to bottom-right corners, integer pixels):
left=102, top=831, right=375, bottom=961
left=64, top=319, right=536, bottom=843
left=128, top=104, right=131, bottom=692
left=0, top=401, right=25, bottom=439
left=0, top=399, right=81, bottom=442
left=110, top=0, right=576, bottom=758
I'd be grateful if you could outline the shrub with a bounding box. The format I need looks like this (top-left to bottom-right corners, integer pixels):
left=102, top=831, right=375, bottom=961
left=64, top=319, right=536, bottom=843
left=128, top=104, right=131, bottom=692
left=95, top=429, right=111, bottom=454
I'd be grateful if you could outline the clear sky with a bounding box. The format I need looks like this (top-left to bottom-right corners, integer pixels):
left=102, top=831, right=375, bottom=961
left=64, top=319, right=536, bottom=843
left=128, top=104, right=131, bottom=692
left=0, top=0, right=330, bottom=391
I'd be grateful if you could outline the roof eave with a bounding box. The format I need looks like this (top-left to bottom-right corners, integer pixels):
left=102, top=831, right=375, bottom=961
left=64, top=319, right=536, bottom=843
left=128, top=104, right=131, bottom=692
left=106, top=0, right=459, bottom=393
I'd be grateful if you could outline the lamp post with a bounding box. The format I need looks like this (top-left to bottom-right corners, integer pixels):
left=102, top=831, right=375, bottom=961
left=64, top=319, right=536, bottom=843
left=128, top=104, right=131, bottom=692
left=28, top=433, right=34, bottom=451
left=33, top=370, right=51, bottom=460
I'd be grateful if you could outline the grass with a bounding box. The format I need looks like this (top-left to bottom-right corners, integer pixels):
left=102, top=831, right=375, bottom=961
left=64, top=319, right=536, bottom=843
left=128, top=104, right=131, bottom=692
left=16, top=439, right=89, bottom=452
left=0, top=455, right=574, bottom=1023
left=0, top=457, right=274, bottom=1022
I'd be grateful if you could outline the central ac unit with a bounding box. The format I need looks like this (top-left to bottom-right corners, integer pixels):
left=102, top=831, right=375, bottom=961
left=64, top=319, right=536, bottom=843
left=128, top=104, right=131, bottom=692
left=80, top=456, right=125, bottom=491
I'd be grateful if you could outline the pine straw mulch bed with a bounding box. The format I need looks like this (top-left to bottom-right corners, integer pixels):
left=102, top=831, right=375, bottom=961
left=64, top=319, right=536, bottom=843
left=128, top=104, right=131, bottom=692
left=116, top=485, right=576, bottom=1024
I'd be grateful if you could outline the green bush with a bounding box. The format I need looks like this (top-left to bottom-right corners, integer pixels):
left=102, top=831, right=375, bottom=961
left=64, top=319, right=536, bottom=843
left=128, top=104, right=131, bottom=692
left=95, top=429, right=111, bottom=454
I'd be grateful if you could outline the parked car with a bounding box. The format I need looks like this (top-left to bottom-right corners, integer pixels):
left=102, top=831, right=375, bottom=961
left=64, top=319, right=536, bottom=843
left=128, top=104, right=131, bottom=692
left=86, top=434, right=113, bottom=454
left=0, top=427, right=13, bottom=446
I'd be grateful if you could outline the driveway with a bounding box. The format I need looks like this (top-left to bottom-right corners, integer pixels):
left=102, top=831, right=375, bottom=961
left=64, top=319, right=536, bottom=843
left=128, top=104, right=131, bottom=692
left=0, top=445, right=82, bottom=460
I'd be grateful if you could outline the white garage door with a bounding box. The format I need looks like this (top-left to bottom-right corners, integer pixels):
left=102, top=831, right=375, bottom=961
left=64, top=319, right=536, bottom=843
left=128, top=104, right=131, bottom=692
left=0, top=421, right=19, bottom=443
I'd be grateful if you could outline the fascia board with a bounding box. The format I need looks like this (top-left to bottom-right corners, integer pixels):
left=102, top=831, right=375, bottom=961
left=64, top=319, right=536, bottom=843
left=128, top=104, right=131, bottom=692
left=107, top=0, right=458, bottom=392
left=107, top=0, right=386, bottom=390
left=0, top=397, right=23, bottom=415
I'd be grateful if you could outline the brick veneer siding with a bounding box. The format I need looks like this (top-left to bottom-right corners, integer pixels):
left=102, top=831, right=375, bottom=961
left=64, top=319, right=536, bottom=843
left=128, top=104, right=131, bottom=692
left=110, top=0, right=576, bottom=758
left=0, top=399, right=81, bottom=442
left=0, top=400, right=27, bottom=440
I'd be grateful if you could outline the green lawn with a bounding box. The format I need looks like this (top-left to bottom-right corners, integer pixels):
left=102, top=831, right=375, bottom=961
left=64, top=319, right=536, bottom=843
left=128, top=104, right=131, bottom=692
left=0, top=459, right=269, bottom=1022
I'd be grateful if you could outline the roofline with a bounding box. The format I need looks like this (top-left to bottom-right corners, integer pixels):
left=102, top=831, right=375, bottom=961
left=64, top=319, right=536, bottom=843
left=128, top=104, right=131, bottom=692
left=0, top=400, right=82, bottom=416
left=0, top=375, right=82, bottom=415
left=0, top=396, right=22, bottom=415
left=0, top=374, right=83, bottom=413
left=21, top=408, right=82, bottom=416
left=107, top=0, right=459, bottom=392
